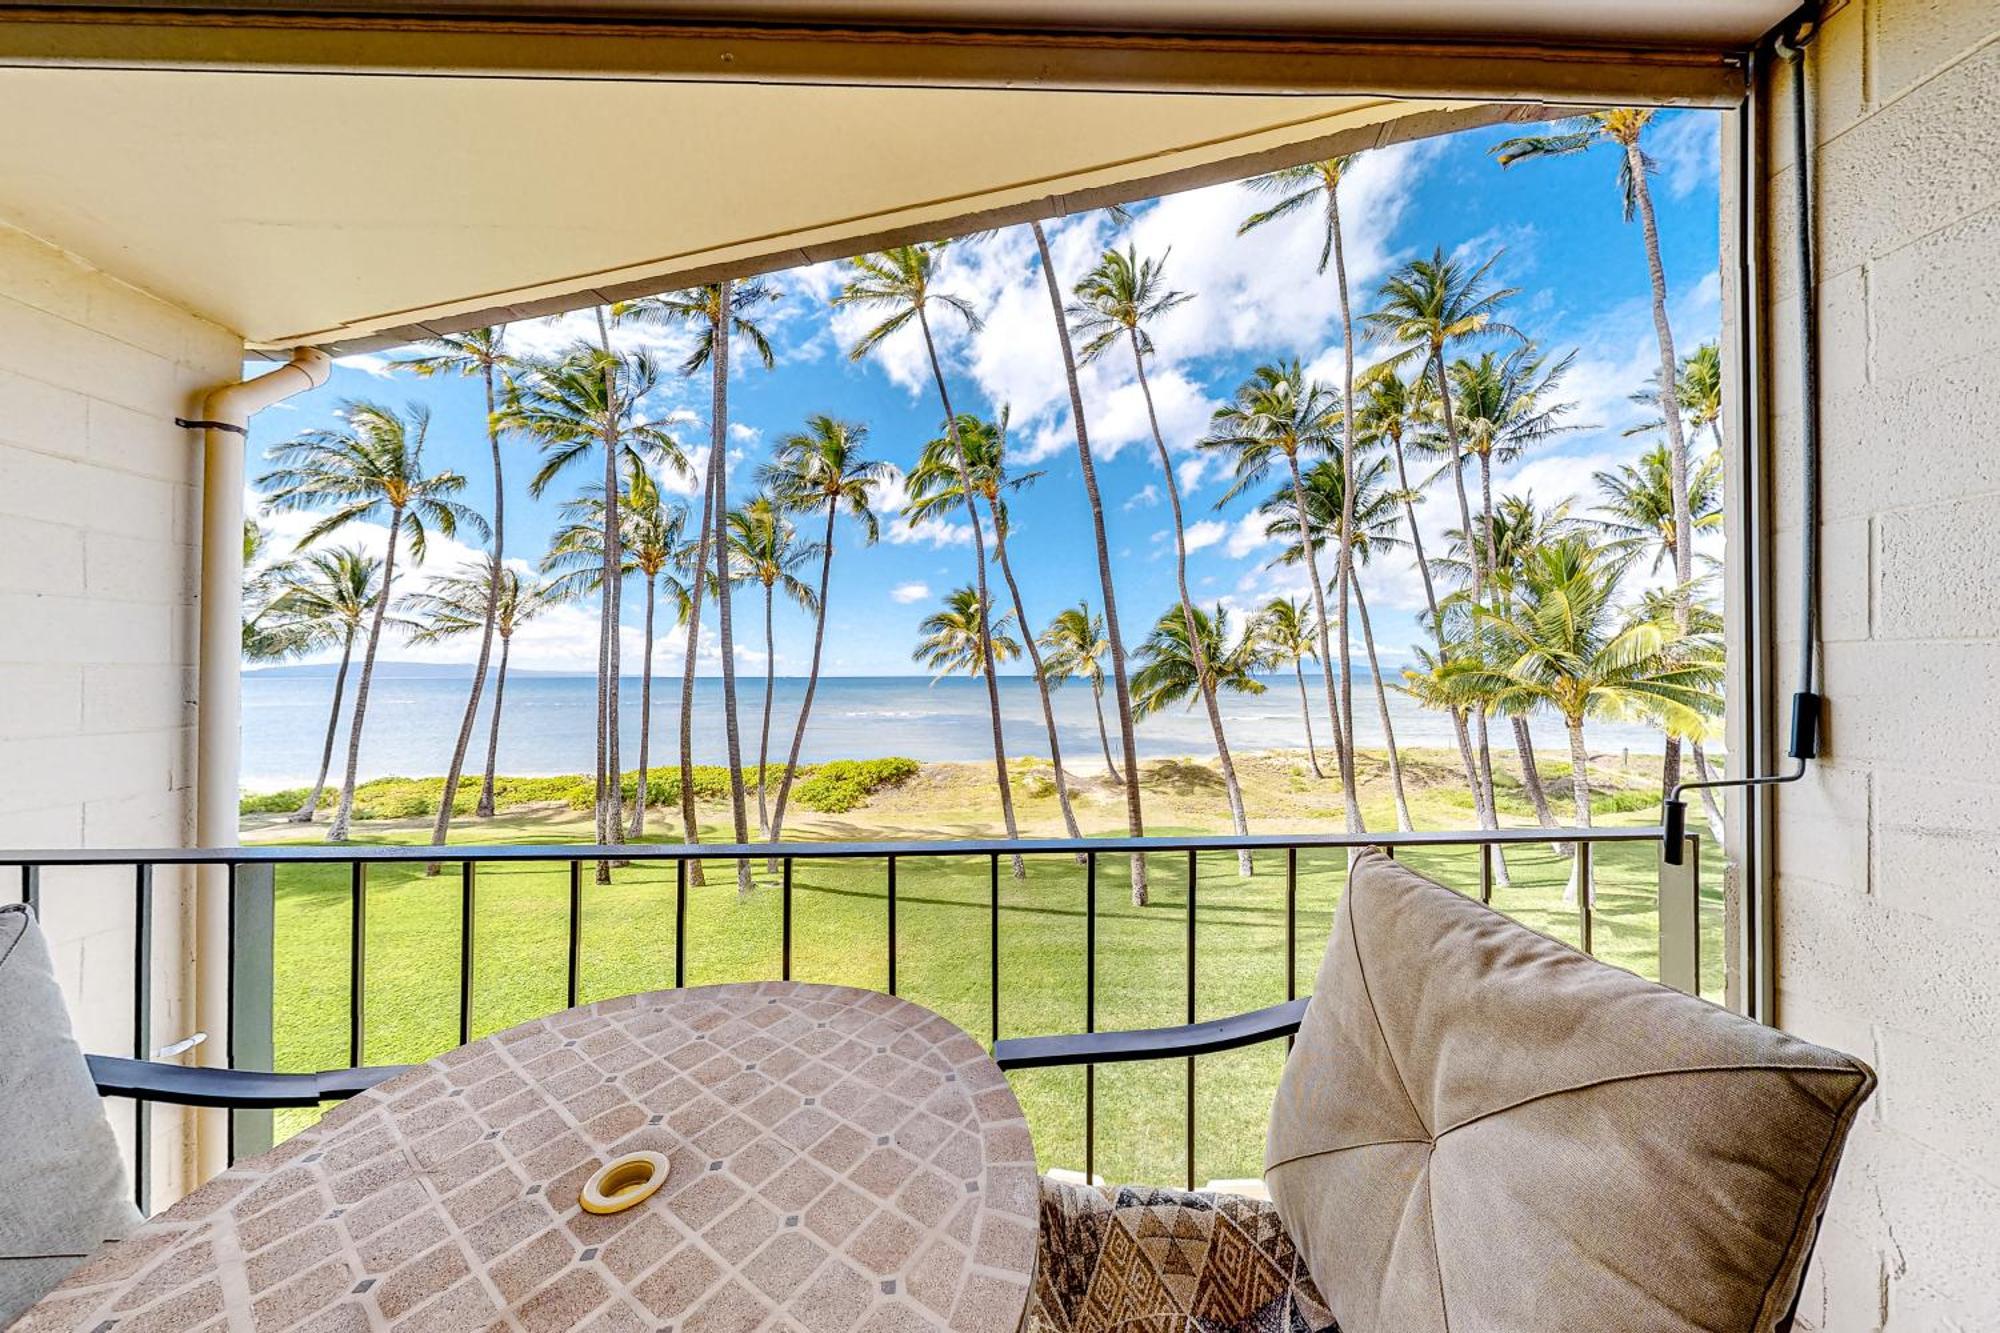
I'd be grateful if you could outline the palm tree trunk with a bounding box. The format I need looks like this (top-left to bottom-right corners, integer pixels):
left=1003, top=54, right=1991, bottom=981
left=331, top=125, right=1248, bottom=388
left=1284, top=454, right=1357, bottom=829
left=290, top=628, right=354, bottom=822
left=630, top=574, right=657, bottom=839
left=991, top=502, right=1084, bottom=849
left=767, top=500, right=837, bottom=870
left=679, top=442, right=720, bottom=888
left=710, top=284, right=753, bottom=895
left=1091, top=683, right=1123, bottom=784
left=1512, top=715, right=1562, bottom=836
left=328, top=512, right=401, bottom=842
left=917, top=305, right=1025, bottom=879
left=422, top=361, right=508, bottom=863
left=1352, top=578, right=1413, bottom=831
left=1565, top=715, right=1595, bottom=905
left=1034, top=220, right=1147, bottom=904
left=1327, top=183, right=1364, bottom=835
left=595, top=309, right=625, bottom=864
left=1133, top=333, right=1253, bottom=876
left=1293, top=659, right=1324, bottom=779
left=1630, top=141, right=1693, bottom=798
left=478, top=632, right=511, bottom=817
left=757, top=580, right=776, bottom=839
left=1691, top=740, right=1726, bottom=846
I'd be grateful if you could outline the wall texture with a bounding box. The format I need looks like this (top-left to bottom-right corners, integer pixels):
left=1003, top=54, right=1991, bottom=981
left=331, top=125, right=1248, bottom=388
left=0, top=220, right=240, bottom=1208
left=1769, top=0, right=2000, bottom=1327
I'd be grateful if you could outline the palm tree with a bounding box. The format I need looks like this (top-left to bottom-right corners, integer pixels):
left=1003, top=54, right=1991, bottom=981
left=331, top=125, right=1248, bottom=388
left=256, top=546, right=385, bottom=823
left=758, top=415, right=888, bottom=853
left=915, top=586, right=1021, bottom=680
left=1595, top=444, right=1723, bottom=575
left=1257, top=457, right=1416, bottom=829
left=1433, top=347, right=1582, bottom=839
left=725, top=496, right=820, bottom=839
left=1238, top=154, right=1367, bottom=830
left=1039, top=603, right=1123, bottom=785
left=1071, top=245, right=1253, bottom=876
left=477, top=569, right=554, bottom=816
left=907, top=411, right=1085, bottom=846
left=1365, top=249, right=1520, bottom=846
left=1250, top=597, right=1327, bottom=779
left=394, top=328, right=515, bottom=837
left=1458, top=535, right=1724, bottom=901
left=1132, top=605, right=1268, bottom=770
left=1200, top=360, right=1359, bottom=826
left=543, top=465, right=691, bottom=838
left=504, top=346, right=683, bottom=873
left=1627, top=340, right=1723, bottom=451
left=626, top=282, right=778, bottom=890
left=258, top=401, right=485, bottom=842
left=1495, top=111, right=1698, bottom=794
left=836, top=244, right=1030, bottom=878
left=240, top=518, right=311, bottom=662
left=1029, top=218, right=1148, bottom=901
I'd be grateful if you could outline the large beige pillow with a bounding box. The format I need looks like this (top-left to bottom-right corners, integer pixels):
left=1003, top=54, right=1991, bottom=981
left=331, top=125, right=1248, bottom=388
left=1266, top=849, right=1873, bottom=1333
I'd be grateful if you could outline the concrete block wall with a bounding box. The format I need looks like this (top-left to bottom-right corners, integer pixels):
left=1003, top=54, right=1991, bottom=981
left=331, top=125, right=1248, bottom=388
left=0, top=220, right=241, bottom=1209
left=1767, top=1, right=2000, bottom=1327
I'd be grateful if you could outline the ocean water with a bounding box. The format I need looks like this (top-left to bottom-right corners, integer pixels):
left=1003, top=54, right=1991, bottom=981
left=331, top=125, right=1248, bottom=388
left=241, top=667, right=1669, bottom=791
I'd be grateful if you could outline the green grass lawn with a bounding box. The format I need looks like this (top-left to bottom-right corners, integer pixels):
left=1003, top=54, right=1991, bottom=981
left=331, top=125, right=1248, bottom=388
left=261, top=804, right=1724, bottom=1185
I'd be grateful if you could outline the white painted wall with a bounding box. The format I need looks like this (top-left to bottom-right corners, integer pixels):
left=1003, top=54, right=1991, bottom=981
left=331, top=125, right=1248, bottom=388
left=1767, top=1, right=2000, bottom=1327
left=0, top=220, right=241, bottom=1209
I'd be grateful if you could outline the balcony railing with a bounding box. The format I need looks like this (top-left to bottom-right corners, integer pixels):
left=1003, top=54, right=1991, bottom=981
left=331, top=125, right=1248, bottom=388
left=10, top=826, right=1706, bottom=1212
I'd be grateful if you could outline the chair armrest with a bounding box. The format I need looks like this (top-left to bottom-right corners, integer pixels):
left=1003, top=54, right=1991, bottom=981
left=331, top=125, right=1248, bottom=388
left=993, top=997, right=1309, bottom=1071
left=86, top=1055, right=415, bottom=1109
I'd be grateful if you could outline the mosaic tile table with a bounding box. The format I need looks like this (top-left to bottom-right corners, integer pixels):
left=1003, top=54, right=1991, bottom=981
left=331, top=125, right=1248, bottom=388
left=24, top=982, right=1039, bottom=1332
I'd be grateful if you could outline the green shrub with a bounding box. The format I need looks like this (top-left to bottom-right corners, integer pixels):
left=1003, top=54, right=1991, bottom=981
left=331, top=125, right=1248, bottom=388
left=792, top=758, right=919, bottom=813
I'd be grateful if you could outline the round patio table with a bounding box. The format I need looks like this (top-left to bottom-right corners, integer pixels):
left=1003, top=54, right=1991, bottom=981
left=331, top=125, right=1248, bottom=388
left=25, top=982, right=1039, bottom=1332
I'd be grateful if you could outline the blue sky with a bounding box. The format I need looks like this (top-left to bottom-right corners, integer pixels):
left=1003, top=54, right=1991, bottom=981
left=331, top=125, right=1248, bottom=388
left=247, top=110, right=1722, bottom=679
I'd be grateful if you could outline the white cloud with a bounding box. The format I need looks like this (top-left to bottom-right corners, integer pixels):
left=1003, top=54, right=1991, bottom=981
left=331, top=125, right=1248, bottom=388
left=874, top=463, right=972, bottom=548
left=1651, top=112, right=1721, bottom=201
left=1123, top=483, right=1160, bottom=511
left=728, top=421, right=761, bottom=443
left=334, top=353, right=396, bottom=379
left=889, top=581, right=931, bottom=604
left=1177, top=456, right=1208, bottom=495
left=1226, top=510, right=1280, bottom=559
left=1183, top=519, right=1228, bottom=553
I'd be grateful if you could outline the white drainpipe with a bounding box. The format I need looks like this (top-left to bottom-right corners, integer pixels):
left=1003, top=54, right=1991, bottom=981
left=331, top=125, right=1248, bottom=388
left=187, top=346, right=331, bottom=1182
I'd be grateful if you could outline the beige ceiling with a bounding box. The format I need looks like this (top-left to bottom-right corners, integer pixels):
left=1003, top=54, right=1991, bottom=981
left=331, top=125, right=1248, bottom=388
left=0, top=69, right=1539, bottom=351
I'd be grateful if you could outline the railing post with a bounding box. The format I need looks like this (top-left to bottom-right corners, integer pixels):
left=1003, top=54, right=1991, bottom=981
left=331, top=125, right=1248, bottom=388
left=1657, top=834, right=1701, bottom=995
left=133, top=864, right=152, bottom=1215
left=886, top=855, right=898, bottom=997
left=458, top=861, right=476, bottom=1045
left=349, top=862, right=366, bottom=1066
left=1578, top=842, right=1594, bottom=956
left=566, top=860, right=582, bottom=1009
left=782, top=858, right=794, bottom=982
left=1084, top=851, right=1096, bottom=1187
left=230, top=862, right=275, bottom=1161
left=19, top=863, right=38, bottom=915
left=989, top=853, right=1000, bottom=1046
left=1185, top=849, right=1196, bottom=1192
left=674, top=860, right=687, bottom=990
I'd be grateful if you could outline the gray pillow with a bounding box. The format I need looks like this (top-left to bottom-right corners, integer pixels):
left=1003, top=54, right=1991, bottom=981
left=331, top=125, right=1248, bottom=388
left=1, top=903, right=142, bottom=1327
left=1265, top=850, right=1875, bottom=1333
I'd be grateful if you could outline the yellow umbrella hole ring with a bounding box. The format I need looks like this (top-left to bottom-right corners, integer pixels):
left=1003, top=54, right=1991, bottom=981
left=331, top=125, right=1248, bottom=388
left=579, top=1151, right=672, bottom=1215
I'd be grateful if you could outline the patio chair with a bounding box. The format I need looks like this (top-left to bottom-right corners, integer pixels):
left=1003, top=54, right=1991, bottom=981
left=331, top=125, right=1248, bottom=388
left=0, top=903, right=407, bottom=1324
left=996, top=849, right=1876, bottom=1333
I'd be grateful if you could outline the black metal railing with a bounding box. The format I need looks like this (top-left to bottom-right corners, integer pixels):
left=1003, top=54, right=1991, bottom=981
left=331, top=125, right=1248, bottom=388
left=9, top=826, right=1700, bottom=1210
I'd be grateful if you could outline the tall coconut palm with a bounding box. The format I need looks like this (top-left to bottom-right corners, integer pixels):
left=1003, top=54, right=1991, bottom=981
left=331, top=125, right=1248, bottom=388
left=258, top=401, right=485, bottom=842
left=1200, top=360, right=1360, bottom=827
left=1495, top=111, right=1698, bottom=794
left=758, top=415, right=888, bottom=853
left=257, top=546, right=386, bottom=823
left=543, top=465, right=691, bottom=838
left=395, top=328, right=516, bottom=836
left=503, top=346, right=683, bottom=873
left=1459, top=535, right=1724, bottom=901
left=1627, top=340, right=1723, bottom=451
left=1030, top=219, right=1148, bottom=900
left=1071, top=245, right=1253, bottom=876
left=915, top=586, right=1021, bottom=680
left=724, top=496, right=820, bottom=838
left=906, top=411, right=1086, bottom=845
left=1365, top=249, right=1519, bottom=847
left=1595, top=444, right=1723, bottom=575
left=241, top=518, right=312, bottom=662
left=1039, top=603, right=1123, bottom=785
left=1432, top=347, right=1582, bottom=838
left=1257, top=457, right=1416, bottom=829
left=625, top=282, right=777, bottom=890
left=1238, top=153, right=1366, bottom=821
left=478, top=569, right=554, bottom=815
left=835, top=244, right=1030, bottom=878
left=1250, top=597, right=1327, bottom=780
left=1132, top=605, right=1267, bottom=773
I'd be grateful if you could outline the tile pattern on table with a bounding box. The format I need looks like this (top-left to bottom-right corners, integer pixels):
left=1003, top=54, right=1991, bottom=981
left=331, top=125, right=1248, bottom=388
left=25, top=982, right=1036, bottom=1332
left=1026, top=1178, right=1335, bottom=1333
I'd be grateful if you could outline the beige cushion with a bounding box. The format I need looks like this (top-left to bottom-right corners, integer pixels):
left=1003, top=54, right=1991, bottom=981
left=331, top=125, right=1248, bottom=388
left=1265, top=849, right=1874, bottom=1333
left=1, top=903, right=141, bottom=1327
